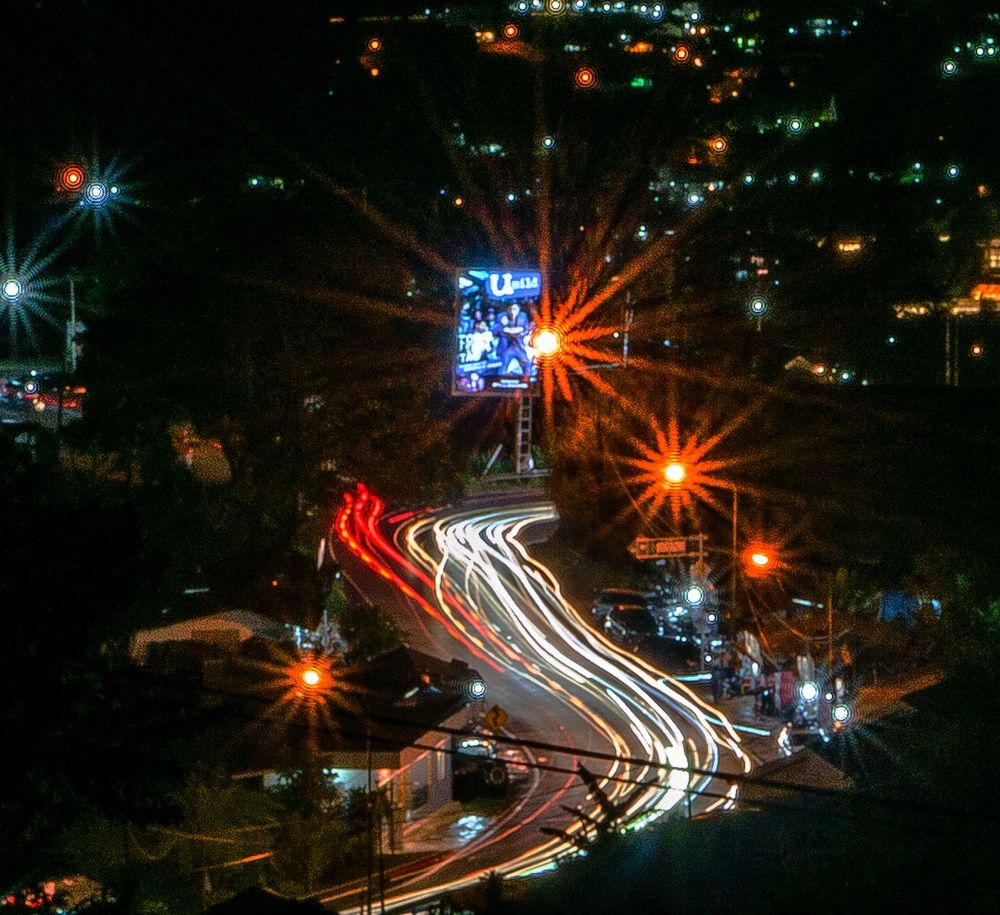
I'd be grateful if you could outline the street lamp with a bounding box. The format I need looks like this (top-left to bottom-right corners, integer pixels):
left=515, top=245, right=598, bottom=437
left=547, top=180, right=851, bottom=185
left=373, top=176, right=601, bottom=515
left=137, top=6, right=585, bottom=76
left=742, top=542, right=776, bottom=578
left=531, top=324, right=564, bottom=358
left=2, top=277, right=24, bottom=302
left=82, top=181, right=110, bottom=208
left=301, top=666, right=323, bottom=689
left=663, top=459, right=687, bottom=486
left=832, top=702, right=852, bottom=725
left=684, top=583, right=706, bottom=606
left=294, top=657, right=333, bottom=695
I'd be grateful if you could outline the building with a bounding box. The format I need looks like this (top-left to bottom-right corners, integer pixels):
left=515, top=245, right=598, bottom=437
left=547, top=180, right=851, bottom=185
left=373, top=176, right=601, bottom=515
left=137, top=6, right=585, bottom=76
left=132, top=608, right=485, bottom=850
left=226, top=646, right=483, bottom=850
left=130, top=608, right=313, bottom=663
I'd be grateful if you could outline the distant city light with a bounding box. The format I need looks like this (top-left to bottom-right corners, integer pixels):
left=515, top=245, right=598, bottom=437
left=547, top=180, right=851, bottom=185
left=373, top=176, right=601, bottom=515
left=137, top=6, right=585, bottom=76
left=800, top=680, right=819, bottom=703
left=541, top=135, right=556, bottom=149
left=971, top=342, right=984, bottom=357
left=83, top=181, right=109, bottom=207
left=467, top=677, right=488, bottom=700
left=786, top=117, right=804, bottom=134
left=743, top=173, right=755, bottom=185
left=366, top=36, right=382, bottom=52
left=57, top=164, right=86, bottom=192
left=946, top=164, right=960, bottom=178
left=673, top=44, right=690, bottom=62
left=503, top=23, right=519, bottom=39
left=942, top=58, right=958, bottom=75
left=574, top=66, right=597, bottom=88
left=888, top=335, right=896, bottom=345
left=685, top=584, right=706, bottom=606
left=2, top=278, right=24, bottom=301
left=832, top=703, right=852, bottom=723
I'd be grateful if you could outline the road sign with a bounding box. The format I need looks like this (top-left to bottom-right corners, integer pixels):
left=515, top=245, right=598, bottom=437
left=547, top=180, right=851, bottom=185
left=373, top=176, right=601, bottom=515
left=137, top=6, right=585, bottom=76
left=483, top=705, right=508, bottom=731
left=629, top=536, right=689, bottom=559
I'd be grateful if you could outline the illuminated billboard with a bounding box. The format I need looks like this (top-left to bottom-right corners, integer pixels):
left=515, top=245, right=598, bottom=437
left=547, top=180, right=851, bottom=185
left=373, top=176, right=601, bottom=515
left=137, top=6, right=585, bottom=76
left=452, top=268, right=543, bottom=396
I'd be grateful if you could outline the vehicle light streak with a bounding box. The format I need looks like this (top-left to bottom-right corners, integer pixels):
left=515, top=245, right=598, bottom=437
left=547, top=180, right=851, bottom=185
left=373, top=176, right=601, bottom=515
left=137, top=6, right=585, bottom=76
left=330, top=489, right=751, bottom=911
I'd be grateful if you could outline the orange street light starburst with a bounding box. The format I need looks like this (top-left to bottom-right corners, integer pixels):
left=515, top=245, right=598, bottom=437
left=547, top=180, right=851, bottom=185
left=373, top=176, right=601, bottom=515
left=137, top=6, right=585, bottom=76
left=624, top=417, right=735, bottom=525
left=529, top=307, right=619, bottom=421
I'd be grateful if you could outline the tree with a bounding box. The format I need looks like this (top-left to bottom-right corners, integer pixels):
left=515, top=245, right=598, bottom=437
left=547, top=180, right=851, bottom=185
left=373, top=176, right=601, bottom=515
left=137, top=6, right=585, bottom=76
left=330, top=596, right=406, bottom=664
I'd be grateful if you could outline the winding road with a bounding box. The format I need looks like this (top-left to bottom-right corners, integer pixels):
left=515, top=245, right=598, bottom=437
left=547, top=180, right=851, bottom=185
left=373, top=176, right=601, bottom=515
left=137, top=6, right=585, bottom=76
left=322, top=484, right=753, bottom=912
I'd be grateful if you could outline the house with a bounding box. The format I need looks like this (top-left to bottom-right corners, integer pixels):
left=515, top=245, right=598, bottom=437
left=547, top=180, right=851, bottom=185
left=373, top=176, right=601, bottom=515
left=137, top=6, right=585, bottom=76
left=217, top=646, right=485, bottom=851
left=131, top=609, right=486, bottom=849
left=130, top=609, right=315, bottom=663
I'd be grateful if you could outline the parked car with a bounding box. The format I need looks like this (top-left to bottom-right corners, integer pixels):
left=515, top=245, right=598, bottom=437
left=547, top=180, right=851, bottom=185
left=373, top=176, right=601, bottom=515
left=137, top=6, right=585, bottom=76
left=603, top=603, right=663, bottom=644
left=591, top=588, right=659, bottom=621
left=453, top=735, right=509, bottom=797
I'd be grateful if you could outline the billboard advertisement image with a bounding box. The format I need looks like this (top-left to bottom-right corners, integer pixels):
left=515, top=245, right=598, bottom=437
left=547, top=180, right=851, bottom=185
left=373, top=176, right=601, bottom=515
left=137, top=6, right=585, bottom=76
left=452, top=268, right=543, bottom=396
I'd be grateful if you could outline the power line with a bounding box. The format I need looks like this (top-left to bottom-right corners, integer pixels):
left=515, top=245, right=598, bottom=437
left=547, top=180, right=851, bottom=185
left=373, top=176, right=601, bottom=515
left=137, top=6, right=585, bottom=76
left=197, top=679, right=1000, bottom=829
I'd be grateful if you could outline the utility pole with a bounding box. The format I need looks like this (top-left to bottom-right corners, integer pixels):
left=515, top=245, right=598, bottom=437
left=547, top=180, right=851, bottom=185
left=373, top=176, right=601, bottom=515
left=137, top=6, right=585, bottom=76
left=366, top=722, right=373, bottom=915
left=730, top=486, right=739, bottom=621
left=827, top=575, right=834, bottom=672
left=696, top=533, right=707, bottom=671
left=57, top=278, right=77, bottom=439
left=69, top=277, right=77, bottom=374
left=622, top=300, right=634, bottom=366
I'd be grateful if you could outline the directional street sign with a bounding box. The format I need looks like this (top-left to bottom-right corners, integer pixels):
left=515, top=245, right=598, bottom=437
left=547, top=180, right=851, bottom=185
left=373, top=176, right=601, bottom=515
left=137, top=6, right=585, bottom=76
left=483, top=705, right=508, bottom=731
left=628, top=536, right=689, bottom=559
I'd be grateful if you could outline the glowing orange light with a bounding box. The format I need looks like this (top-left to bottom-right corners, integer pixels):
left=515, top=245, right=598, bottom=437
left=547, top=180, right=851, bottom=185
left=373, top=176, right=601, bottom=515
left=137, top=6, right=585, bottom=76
left=575, top=66, right=596, bottom=88
left=971, top=342, right=984, bottom=357
left=370, top=67, right=380, bottom=77
left=58, top=165, right=86, bottom=192
left=663, top=460, right=688, bottom=486
left=742, top=543, right=776, bottom=577
left=453, top=196, right=464, bottom=207
left=367, top=37, right=382, bottom=52
left=532, top=324, right=564, bottom=358
left=709, top=136, right=728, bottom=153
left=673, top=45, right=690, bottom=62
left=301, top=667, right=322, bottom=688
left=503, top=23, right=519, bottom=39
